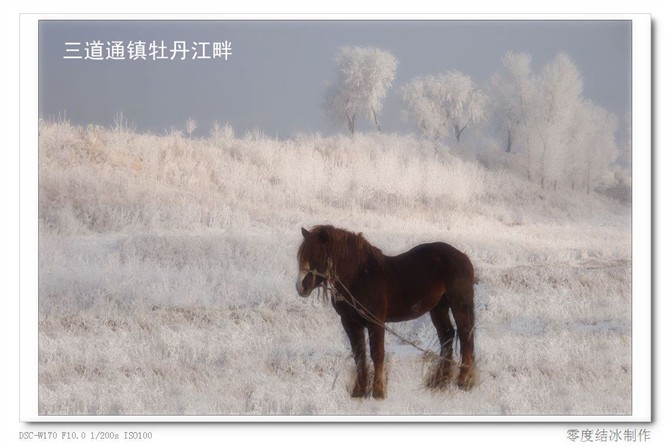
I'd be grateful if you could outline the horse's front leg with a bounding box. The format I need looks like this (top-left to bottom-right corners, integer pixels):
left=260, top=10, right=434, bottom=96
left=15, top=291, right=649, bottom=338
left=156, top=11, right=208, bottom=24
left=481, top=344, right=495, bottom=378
left=341, top=318, right=368, bottom=397
left=368, top=324, right=387, bottom=399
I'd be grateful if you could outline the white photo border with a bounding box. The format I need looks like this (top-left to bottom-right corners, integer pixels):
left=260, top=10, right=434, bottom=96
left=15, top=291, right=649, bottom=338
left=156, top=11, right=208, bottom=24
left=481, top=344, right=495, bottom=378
left=20, top=12, right=652, bottom=423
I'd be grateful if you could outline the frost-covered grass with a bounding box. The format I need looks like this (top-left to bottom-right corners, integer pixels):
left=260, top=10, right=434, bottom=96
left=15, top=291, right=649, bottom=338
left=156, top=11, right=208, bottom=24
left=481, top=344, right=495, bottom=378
left=38, top=121, right=631, bottom=416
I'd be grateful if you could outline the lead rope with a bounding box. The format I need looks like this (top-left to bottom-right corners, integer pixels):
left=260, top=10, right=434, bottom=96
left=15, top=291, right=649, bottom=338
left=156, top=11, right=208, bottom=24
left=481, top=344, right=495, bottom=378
left=308, top=259, right=483, bottom=388
left=309, top=259, right=439, bottom=361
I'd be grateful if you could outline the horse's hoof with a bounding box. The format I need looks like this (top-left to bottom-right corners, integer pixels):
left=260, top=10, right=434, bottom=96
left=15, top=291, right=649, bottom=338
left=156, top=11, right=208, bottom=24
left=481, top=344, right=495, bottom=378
left=373, top=390, right=386, bottom=400
left=458, top=381, right=473, bottom=391
left=457, top=372, right=475, bottom=391
left=427, top=377, right=447, bottom=390
left=351, top=385, right=367, bottom=398
left=427, top=366, right=451, bottom=389
left=426, top=374, right=447, bottom=389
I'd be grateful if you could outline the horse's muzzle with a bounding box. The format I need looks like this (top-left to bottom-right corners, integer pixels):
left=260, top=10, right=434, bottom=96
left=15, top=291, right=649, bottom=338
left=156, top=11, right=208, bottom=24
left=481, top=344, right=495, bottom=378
left=296, top=270, right=313, bottom=297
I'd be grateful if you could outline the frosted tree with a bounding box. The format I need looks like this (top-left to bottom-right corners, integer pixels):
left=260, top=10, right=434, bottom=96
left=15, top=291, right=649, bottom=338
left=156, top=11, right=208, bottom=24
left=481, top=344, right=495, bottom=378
left=400, top=75, right=448, bottom=140
left=619, top=110, right=632, bottom=169
left=442, top=71, right=489, bottom=143
left=571, top=100, right=619, bottom=194
left=186, top=117, right=198, bottom=139
left=529, top=52, right=584, bottom=188
left=323, top=46, right=398, bottom=135
left=401, top=71, right=488, bottom=143
left=489, top=52, right=534, bottom=153
left=487, top=50, right=618, bottom=192
left=210, top=121, right=235, bottom=147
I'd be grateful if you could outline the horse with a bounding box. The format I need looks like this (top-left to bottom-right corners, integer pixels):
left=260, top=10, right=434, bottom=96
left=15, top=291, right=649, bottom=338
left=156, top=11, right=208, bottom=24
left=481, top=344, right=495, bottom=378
left=296, top=225, right=476, bottom=399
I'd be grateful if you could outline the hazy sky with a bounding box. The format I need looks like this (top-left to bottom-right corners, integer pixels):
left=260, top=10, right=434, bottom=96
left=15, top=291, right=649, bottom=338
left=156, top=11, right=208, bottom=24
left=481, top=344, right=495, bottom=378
left=39, top=20, right=632, bottom=138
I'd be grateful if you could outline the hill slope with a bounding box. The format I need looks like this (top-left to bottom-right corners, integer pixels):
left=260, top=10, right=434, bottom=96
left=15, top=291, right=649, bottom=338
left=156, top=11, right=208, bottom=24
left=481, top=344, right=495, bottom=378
left=38, top=122, right=631, bottom=416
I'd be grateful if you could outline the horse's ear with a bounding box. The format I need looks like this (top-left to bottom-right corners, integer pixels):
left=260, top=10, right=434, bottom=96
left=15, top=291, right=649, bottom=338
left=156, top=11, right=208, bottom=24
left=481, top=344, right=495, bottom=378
left=301, top=227, right=310, bottom=238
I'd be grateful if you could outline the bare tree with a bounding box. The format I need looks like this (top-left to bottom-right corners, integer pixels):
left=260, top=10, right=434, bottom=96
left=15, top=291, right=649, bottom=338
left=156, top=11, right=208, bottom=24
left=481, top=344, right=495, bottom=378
left=323, top=46, right=398, bottom=135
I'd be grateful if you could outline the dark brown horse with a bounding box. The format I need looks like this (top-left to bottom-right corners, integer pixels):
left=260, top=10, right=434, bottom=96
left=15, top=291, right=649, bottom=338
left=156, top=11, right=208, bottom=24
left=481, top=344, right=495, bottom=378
left=296, top=225, right=476, bottom=399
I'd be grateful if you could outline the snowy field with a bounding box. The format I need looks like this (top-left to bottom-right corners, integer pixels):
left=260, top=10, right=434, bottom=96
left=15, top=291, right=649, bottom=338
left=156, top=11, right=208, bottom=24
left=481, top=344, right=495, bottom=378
left=38, top=121, right=632, bottom=416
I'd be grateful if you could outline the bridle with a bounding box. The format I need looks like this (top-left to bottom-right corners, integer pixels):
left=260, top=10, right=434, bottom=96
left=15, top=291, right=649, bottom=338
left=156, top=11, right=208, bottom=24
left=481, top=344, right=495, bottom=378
left=305, top=257, right=345, bottom=303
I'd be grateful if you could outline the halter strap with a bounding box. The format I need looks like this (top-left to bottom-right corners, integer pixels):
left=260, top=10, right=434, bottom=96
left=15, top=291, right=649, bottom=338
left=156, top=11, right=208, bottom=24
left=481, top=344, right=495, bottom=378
left=308, top=257, right=345, bottom=302
left=306, top=257, right=334, bottom=281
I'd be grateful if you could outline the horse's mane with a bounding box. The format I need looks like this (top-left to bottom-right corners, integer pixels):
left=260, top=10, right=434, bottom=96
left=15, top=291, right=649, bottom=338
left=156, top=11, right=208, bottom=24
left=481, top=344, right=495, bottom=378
left=298, top=225, right=383, bottom=282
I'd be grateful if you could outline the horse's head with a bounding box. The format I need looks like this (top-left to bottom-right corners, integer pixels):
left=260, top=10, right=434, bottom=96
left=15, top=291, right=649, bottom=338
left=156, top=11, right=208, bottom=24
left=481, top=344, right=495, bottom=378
left=296, top=226, right=332, bottom=297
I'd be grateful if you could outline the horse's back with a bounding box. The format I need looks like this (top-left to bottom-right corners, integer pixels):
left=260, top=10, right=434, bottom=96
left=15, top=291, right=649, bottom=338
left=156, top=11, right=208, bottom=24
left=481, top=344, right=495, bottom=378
left=391, top=241, right=474, bottom=283
left=379, top=241, right=473, bottom=321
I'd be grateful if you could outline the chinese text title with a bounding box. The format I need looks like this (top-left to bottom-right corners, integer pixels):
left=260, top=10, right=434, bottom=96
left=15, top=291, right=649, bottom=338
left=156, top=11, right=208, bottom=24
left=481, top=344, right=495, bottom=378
left=63, top=40, right=232, bottom=61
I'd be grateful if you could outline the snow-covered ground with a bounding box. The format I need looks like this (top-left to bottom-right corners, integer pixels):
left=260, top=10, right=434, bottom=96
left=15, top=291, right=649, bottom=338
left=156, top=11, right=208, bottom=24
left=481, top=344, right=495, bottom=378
left=38, top=122, right=631, bottom=416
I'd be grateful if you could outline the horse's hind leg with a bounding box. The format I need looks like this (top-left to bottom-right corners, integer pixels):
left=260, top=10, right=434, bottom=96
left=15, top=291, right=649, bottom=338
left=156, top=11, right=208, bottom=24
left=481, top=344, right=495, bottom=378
left=428, top=295, right=455, bottom=388
left=368, top=324, right=387, bottom=399
left=449, top=283, right=476, bottom=390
